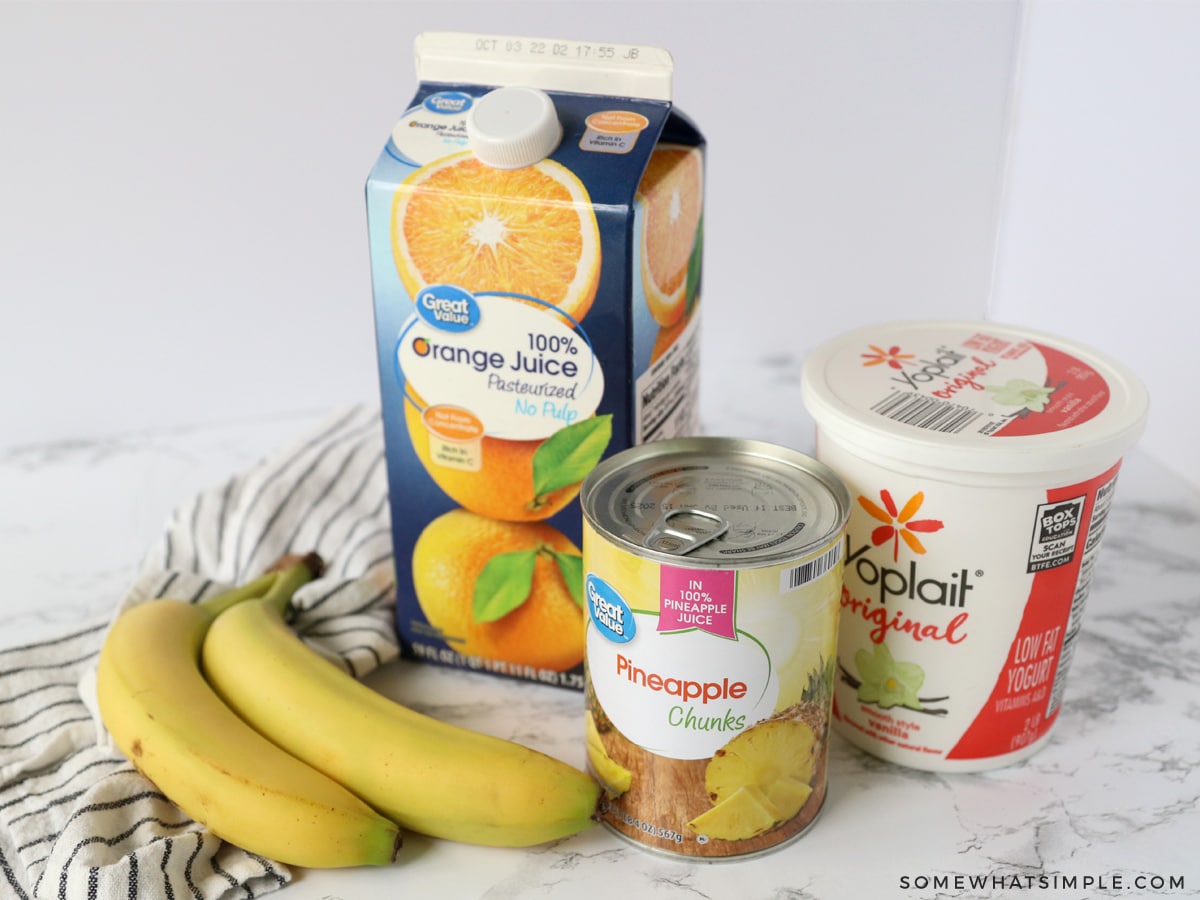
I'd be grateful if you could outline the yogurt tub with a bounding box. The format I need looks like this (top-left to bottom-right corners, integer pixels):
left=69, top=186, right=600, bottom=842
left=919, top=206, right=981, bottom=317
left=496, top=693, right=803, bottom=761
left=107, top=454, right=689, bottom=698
left=800, top=320, right=1149, bottom=772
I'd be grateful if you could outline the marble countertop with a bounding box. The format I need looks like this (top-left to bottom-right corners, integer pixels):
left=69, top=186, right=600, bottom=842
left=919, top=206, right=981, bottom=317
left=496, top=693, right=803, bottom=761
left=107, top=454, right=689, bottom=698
left=2, top=406, right=1197, bottom=900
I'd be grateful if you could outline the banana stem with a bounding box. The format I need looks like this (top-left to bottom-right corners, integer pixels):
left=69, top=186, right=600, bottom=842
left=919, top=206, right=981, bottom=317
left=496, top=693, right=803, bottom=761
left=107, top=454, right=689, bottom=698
left=202, top=553, right=325, bottom=618
left=201, top=572, right=280, bottom=617
left=260, top=553, right=324, bottom=618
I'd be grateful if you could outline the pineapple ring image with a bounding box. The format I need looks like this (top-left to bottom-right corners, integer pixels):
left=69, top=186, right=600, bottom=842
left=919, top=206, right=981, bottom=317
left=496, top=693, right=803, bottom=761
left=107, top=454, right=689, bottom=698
left=687, top=719, right=817, bottom=841
left=393, top=152, right=601, bottom=324
left=638, top=144, right=703, bottom=328
left=412, top=509, right=585, bottom=671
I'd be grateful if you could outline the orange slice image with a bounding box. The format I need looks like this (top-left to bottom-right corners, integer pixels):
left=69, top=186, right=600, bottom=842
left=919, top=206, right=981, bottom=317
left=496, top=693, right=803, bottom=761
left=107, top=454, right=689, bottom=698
left=392, top=152, right=601, bottom=324
left=638, top=144, right=704, bottom=327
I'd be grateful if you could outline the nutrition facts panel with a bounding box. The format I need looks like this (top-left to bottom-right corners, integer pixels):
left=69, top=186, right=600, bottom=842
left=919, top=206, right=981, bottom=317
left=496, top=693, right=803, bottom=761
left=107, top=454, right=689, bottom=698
left=1046, top=473, right=1119, bottom=717
left=635, top=316, right=700, bottom=443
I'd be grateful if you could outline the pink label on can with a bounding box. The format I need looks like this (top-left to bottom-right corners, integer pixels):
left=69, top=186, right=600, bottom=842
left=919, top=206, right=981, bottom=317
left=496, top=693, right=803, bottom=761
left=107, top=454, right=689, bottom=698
left=657, top=567, right=737, bottom=639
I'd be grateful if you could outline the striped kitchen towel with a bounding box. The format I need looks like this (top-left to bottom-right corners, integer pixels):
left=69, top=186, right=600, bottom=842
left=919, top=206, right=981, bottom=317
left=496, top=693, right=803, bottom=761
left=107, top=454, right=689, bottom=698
left=0, top=406, right=399, bottom=900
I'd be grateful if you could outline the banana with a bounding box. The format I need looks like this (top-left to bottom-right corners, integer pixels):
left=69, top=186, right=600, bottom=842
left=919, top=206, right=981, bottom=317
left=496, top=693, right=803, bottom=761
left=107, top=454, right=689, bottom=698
left=96, top=556, right=402, bottom=868
left=201, top=582, right=601, bottom=848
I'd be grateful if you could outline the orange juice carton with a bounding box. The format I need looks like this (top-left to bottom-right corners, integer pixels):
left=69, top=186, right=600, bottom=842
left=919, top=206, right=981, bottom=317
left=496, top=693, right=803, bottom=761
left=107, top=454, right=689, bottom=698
left=366, top=32, right=705, bottom=689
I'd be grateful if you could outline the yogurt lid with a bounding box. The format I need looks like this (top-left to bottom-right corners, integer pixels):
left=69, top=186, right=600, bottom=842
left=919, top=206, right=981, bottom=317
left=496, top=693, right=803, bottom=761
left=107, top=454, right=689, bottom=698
left=800, top=320, right=1150, bottom=476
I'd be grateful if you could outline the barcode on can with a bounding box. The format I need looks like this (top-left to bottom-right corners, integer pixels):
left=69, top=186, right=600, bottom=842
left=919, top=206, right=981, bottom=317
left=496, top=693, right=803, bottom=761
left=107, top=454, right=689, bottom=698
left=871, top=391, right=983, bottom=433
left=780, top=542, right=843, bottom=593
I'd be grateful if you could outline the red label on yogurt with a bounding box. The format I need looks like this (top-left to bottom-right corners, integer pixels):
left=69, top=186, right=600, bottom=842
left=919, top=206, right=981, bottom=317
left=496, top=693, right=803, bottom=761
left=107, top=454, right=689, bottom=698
left=991, top=342, right=1111, bottom=438
left=946, top=461, right=1121, bottom=759
left=825, top=453, right=1124, bottom=771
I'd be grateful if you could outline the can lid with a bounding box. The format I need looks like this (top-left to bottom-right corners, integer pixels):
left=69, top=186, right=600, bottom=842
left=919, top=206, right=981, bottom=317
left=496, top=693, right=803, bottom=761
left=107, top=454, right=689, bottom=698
left=582, top=437, right=850, bottom=568
left=800, top=320, right=1150, bottom=476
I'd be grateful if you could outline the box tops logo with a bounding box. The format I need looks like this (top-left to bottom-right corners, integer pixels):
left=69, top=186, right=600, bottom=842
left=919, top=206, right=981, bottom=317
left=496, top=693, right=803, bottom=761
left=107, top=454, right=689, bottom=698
left=1037, top=498, right=1082, bottom=544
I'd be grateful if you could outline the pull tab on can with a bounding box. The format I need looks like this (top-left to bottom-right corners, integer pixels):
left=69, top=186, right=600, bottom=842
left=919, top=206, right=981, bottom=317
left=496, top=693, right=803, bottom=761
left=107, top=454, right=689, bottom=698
left=641, top=508, right=728, bottom=555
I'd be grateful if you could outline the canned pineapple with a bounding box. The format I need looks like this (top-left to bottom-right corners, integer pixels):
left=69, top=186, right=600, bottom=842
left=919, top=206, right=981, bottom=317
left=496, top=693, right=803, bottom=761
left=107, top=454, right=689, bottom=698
left=580, top=437, right=850, bottom=858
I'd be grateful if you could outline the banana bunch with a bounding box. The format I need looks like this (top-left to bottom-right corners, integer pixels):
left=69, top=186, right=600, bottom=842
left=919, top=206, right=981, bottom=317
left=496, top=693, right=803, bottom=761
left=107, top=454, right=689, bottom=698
left=200, top=574, right=602, bottom=848
left=97, top=551, right=600, bottom=867
left=96, top=555, right=401, bottom=867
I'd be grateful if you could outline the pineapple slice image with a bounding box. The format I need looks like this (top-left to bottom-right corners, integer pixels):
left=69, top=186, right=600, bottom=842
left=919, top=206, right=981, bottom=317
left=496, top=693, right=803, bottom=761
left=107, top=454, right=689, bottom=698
left=687, top=718, right=817, bottom=841
left=761, top=774, right=814, bottom=821
left=686, top=785, right=779, bottom=841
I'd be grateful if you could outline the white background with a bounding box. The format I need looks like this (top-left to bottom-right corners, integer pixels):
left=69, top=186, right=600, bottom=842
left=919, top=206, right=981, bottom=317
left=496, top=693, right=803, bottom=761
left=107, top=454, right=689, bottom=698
left=2, top=1, right=1196, bottom=488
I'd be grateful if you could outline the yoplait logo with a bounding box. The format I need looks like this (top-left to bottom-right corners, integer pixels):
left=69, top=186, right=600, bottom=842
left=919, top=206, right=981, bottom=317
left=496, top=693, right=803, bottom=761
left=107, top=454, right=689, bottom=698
left=859, top=489, right=944, bottom=562
left=850, top=488, right=974, bottom=606
left=860, top=344, right=916, bottom=370
left=842, top=487, right=974, bottom=646
left=861, top=342, right=999, bottom=399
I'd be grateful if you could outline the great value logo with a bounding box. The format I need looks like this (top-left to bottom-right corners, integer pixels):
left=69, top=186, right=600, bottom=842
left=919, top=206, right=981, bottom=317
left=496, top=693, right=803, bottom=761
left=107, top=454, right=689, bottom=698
left=423, top=91, right=474, bottom=114
left=415, top=284, right=481, bottom=331
left=588, top=574, right=635, bottom=644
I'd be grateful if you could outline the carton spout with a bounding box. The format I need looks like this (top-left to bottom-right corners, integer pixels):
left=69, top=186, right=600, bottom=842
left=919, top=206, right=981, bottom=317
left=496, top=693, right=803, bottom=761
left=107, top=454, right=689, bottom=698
left=467, top=86, right=562, bottom=169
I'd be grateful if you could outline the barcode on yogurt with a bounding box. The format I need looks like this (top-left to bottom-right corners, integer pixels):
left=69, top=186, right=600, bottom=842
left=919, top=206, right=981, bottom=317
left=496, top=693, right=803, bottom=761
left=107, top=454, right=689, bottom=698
left=871, top=391, right=982, bottom=433
left=781, top=542, right=843, bottom=593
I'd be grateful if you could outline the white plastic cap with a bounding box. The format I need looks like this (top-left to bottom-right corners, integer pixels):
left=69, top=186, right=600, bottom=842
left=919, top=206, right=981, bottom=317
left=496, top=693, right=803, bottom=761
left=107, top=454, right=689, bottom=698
left=466, top=86, right=562, bottom=169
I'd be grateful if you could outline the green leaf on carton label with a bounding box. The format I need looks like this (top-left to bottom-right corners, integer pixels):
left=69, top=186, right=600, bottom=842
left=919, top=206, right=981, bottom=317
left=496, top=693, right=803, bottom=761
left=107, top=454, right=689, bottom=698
left=532, top=414, right=613, bottom=497
left=552, top=551, right=584, bottom=609
left=473, top=550, right=536, bottom=623
left=471, top=548, right=585, bottom=621
left=685, top=215, right=704, bottom=315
